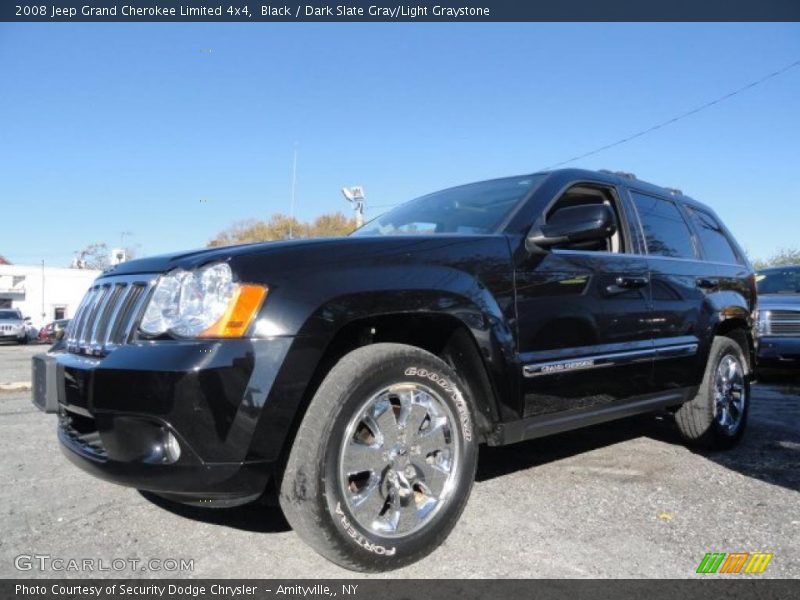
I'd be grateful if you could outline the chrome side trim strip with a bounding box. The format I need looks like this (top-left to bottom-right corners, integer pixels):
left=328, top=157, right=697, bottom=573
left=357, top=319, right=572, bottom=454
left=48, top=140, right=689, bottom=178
left=655, top=343, right=698, bottom=359
left=523, top=343, right=698, bottom=378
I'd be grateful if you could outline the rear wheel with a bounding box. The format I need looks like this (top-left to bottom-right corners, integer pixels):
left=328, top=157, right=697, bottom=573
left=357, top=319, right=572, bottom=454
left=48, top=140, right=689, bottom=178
left=675, top=335, right=750, bottom=449
left=279, top=343, right=478, bottom=572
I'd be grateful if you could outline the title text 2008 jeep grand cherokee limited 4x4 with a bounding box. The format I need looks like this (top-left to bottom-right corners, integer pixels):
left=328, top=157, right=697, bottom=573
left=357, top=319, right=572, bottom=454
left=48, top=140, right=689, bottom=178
left=33, top=168, right=755, bottom=571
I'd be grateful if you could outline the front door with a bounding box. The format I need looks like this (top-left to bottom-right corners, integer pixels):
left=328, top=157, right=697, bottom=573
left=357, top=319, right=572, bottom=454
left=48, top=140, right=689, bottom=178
left=515, top=182, right=654, bottom=418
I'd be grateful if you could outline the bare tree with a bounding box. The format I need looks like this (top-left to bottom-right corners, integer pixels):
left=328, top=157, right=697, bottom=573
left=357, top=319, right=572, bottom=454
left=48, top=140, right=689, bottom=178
left=71, top=243, right=110, bottom=270
left=751, top=247, right=800, bottom=270
left=208, top=212, right=358, bottom=247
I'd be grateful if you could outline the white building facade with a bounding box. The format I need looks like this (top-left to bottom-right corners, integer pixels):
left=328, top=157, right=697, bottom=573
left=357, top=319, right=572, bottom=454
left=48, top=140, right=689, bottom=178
left=0, top=264, right=100, bottom=328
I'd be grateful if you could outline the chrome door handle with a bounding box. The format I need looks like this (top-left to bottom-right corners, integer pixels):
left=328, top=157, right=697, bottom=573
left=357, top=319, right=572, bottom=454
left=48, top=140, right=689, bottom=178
left=616, top=276, right=649, bottom=289
left=696, top=278, right=719, bottom=289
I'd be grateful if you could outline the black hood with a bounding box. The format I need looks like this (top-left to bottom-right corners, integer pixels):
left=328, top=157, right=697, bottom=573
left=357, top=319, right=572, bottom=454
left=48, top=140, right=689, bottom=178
left=99, top=238, right=343, bottom=277
left=97, top=235, right=497, bottom=278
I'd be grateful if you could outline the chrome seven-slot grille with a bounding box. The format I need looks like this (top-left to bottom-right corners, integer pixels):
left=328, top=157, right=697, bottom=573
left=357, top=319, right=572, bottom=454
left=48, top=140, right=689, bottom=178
left=766, top=310, right=800, bottom=336
left=67, top=275, right=156, bottom=355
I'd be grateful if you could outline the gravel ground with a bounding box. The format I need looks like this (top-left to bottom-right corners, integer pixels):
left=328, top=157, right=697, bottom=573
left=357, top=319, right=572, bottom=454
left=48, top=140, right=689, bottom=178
left=0, top=344, right=798, bottom=579
left=0, top=342, right=43, bottom=385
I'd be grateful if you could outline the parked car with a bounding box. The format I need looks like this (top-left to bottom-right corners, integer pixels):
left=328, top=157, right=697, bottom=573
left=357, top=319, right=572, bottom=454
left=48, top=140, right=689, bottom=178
left=38, top=319, right=70, bottom=343
left=24, top=320, right=39, bottom=342
left=755, top=265, right=800, bottom=376
left=0, top=308, right=30, bottom=344
left=32, top=168, right=755, bottom=571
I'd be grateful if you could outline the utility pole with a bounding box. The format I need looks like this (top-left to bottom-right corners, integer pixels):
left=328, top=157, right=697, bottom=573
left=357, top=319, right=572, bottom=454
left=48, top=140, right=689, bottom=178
left=289, top=143, right=298, bottom=239
left=342, top=186, right=365, bottom=228
left=40, top=259, right=45, bottom=320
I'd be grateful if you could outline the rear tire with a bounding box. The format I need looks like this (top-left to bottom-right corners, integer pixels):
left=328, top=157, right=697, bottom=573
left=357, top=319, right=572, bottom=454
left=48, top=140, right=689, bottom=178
left=279, top=343, right=478, bottom=572
left=675, top=335, right=750, bottom=450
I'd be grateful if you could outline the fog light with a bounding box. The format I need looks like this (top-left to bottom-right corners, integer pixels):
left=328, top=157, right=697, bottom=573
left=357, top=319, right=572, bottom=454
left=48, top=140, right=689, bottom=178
left=164, top=431, right=181, bottom=463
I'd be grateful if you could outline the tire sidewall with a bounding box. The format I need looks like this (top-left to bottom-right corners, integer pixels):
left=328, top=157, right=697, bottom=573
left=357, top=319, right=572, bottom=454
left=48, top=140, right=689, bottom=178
left=319, top=352, right=478, bottom=565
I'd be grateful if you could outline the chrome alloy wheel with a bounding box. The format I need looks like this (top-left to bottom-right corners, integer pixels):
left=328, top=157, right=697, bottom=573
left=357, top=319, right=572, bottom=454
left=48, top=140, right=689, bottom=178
left=713, top=354, right=747, bottom=434
left=338, top=382, right=461, bottom=538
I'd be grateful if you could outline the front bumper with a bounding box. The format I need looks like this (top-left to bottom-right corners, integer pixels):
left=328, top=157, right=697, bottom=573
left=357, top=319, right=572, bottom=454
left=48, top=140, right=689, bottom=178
left=33, top=337, right=293, bottom=504
left=756, top=336, right=800, bottom=370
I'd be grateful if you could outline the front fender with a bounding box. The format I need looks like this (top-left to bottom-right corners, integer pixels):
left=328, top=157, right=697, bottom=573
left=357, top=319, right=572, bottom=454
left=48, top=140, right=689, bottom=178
left=242, top=267, right=517, bottom=465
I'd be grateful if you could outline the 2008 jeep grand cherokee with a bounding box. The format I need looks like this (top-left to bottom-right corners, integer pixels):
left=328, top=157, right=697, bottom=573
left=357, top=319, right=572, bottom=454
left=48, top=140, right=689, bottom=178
left=33, top=168, right=756, bottom=571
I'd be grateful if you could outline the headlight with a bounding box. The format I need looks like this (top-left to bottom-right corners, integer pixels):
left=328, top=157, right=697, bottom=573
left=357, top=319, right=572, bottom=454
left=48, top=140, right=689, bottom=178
left=756, top=309, right=770, bottom=336
left=139, top=263, right=267, bottom=338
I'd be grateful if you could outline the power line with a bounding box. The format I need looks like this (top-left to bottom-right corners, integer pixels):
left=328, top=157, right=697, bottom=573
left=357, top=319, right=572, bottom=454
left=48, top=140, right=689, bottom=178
left=542, top=58, right=800, bottom=170
left=364, top=58, right=799, bottom=214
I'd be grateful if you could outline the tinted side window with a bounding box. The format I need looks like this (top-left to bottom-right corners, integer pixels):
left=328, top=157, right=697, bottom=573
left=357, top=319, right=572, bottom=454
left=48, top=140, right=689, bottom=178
left=685, top=206, right=740, bottom=265
left=631, top=192, right=696, bottom=259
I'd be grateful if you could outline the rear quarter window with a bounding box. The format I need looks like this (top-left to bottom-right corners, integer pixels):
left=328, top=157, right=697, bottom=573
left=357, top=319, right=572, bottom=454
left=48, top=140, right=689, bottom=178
left=630, top=192, right=696, bottom=259
left=685, top=206, right=740, bottom=265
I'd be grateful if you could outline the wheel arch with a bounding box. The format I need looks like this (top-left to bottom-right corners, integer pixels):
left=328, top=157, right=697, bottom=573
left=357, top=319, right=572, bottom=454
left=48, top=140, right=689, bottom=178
left=713, top=316, right=754, bottom=375
left=291, top=311, right=502, bottom=448
left=699, top=287, right=754, bottom=377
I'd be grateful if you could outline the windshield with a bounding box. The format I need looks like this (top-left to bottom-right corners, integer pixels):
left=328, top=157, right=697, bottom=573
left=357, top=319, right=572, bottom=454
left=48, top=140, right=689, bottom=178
left=757, top=267, right=800, bottom=294
left=352, top=175, right=543, bottom=236
left=0, top=310, right=21, bottom=320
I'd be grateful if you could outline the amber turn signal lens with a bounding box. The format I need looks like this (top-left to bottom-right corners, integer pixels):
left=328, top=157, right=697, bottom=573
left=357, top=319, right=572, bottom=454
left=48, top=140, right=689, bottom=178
left=199, top=284, right=268, bottom=338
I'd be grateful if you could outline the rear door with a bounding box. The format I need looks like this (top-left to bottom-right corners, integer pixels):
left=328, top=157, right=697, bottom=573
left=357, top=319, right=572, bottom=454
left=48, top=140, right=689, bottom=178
left=682, top=202, right=753, bottom=371
left=515, top=179, right=655, bottom=418
left=626, top=190, right=707, bottom=390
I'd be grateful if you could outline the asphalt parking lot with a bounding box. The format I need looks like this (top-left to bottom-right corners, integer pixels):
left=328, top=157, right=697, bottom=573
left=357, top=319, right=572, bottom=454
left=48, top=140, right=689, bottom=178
left=1, top=343, right=798, bottom=579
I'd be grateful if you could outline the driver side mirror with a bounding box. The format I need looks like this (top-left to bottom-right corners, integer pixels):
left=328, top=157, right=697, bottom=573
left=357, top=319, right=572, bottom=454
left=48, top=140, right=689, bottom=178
left=526, top=203, right=617, bottom=251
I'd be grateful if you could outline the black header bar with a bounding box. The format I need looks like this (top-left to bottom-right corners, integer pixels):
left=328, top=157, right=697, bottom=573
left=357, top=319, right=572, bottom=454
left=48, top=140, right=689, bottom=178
left=5, top=579, right=800, bottom=600
left=3, top=0, right=800, bottom=22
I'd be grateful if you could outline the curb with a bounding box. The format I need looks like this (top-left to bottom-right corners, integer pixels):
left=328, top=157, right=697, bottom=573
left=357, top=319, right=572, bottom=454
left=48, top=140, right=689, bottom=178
left=0, top=382, right=31, bottom=392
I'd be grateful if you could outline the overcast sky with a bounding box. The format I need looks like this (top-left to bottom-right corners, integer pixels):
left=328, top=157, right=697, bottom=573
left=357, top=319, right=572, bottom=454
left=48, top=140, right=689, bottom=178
left=0, top=23, right=798, bottom=264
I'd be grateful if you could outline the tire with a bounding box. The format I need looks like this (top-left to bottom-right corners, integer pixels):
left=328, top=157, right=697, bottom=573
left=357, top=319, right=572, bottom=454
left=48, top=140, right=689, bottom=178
left=279, top=343, right=478, bottom=572
left=674, top=335, right=750, bottom=450
left=18, top=336, right=27, bottom=345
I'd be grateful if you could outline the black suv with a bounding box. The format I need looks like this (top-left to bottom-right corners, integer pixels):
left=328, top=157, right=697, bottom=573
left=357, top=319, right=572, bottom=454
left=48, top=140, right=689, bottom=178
left=33, top=168, right=755, bottom=571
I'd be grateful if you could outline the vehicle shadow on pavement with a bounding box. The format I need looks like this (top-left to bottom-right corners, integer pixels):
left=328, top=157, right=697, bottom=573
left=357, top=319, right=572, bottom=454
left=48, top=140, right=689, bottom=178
left=703, top=378, right=800, bottom=493
left=138, top=490, right=291, bottom=533
left=477, top=381, right=800, bottom=494
left=476, top=413, right=677, bottom=483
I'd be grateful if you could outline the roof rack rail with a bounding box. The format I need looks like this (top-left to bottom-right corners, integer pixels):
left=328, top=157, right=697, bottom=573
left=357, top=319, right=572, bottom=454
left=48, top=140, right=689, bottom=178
left=665, top=187, right=683, bottom=196
left=598, top=169, right=637, bottom=180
